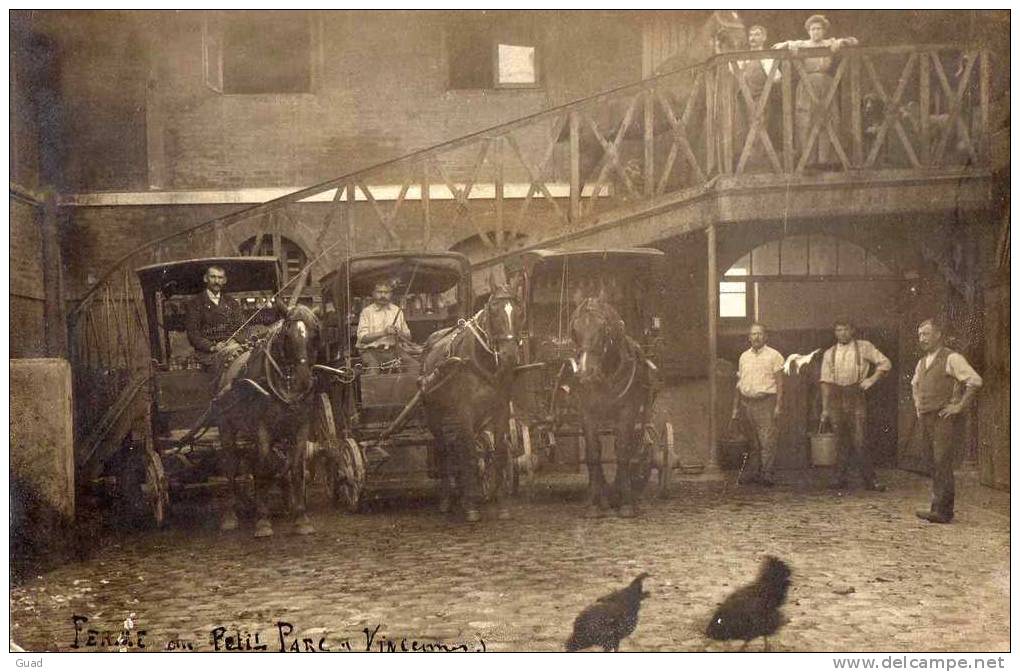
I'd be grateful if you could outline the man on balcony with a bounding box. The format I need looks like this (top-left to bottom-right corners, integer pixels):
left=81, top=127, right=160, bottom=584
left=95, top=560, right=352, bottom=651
left=733, top=24, right=782, bottom=167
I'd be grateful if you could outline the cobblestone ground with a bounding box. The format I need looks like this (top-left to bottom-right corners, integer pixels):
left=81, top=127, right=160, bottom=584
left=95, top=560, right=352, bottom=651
left=10, top=468, right=1009, bottom=652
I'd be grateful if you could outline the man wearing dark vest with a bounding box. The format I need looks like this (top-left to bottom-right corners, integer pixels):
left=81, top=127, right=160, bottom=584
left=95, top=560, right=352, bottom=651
left=912, top=318, right=982, bottom=524
left=185, top=265, right=246, bottom=380
left=820, top=318, right=892, bottom=491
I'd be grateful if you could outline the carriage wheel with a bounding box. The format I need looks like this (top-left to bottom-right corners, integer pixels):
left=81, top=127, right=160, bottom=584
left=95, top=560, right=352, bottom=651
left=657, top=422, right=675, bottom=499
left=116, top=440, right=168, bottom=528
left=512, top=422, right=535, bottom=497
left=313, top=393, right=347, bottom=510
left=629, top=424, right=657, bottom=495
left=331, top=437, right=366, bottom=513
left=476, top=431, right=499, bottom=502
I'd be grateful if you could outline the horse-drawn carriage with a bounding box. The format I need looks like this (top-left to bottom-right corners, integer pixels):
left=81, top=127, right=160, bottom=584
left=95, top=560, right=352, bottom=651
left=77, top=256, right=286, bottom=527
left=509, top=249, right=677, bottom=503
left=315, top=251, right=527, bottom=514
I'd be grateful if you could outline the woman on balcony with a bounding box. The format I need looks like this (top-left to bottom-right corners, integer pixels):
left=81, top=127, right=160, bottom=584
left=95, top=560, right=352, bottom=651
left=774, top=15, right=858, bottom=168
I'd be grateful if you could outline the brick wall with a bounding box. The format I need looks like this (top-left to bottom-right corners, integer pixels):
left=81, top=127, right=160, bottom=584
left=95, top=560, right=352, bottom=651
left=37, top=10, right=642, bottom=192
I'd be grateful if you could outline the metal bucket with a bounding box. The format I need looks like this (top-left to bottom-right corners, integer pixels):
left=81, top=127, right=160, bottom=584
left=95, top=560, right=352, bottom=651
left=809, top=421, right=838, bottom=467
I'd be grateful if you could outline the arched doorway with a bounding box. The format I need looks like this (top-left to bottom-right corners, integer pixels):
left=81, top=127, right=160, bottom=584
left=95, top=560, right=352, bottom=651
left=718, top=233, right=904, bottom=471
left=239, top=233, right=310, bottom=286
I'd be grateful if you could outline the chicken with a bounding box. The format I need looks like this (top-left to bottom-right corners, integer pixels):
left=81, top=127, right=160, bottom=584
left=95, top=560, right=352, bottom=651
left=706, top=556, right=792, bottom=651
left=565, top=572, right=651, bottom=652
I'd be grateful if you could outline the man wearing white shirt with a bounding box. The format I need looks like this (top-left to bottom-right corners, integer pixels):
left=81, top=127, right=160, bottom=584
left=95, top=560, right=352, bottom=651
left=820, top=318, right=892, bottom=491
left=911, top=319, right=982, bottom=524
left=731, top=322, right=784, bottom=486
left=356, top=280, right=412, bottom=370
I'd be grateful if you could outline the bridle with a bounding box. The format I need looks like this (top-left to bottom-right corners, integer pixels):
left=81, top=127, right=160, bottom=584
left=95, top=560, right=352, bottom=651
left=261, top=314, right=316, bottom=406
left=458, top=292, right=521, bottom=370
left=569, top=297, right=638, bottom=401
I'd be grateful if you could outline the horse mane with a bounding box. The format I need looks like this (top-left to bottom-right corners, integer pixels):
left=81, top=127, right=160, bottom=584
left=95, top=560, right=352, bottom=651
left=572, top=296, right=625, bottom=341
left=286, top=304, right=320, bottom=331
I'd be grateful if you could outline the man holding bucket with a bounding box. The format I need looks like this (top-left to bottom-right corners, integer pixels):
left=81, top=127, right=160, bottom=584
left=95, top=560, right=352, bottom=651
left=732, top=322, right=785, bottom=486
left=820, top=318, right=892, bottom=491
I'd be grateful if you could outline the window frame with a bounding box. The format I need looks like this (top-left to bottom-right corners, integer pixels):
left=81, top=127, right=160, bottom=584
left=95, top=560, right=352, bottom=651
left=203, top=11, right=324, bottom=96
left=492, top=42, right=542, bottom=90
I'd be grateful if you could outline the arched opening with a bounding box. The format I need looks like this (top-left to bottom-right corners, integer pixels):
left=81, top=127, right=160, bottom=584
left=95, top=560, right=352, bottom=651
left=719, top=234, right=895, bottom=321
left=717, top=233, right=904, bottom=472
left=239, top=234, right=309, bottom=285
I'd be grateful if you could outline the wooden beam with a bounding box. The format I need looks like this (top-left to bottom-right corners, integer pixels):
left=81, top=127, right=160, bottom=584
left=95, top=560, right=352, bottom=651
left=706, top=223, right=721, bottom=473
left=569, top=110, right=581, bottom=222
left=782, top=58, right=794, bottom=173
left=41, top=191, right=67, bottom=358
left=643, top=88, right=655, bottom=198
left=494, top=136, right=505, bottom=247
left=920, top=51, right=931, bottom=167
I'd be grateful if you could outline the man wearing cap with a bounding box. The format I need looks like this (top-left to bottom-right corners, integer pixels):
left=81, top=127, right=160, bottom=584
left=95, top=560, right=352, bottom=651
left=356, top=280, right=411, bottom=369
left=731, top=322, right=785, bottom=486
left=911, top=318, right=982, bottom=524
left=819, top=318, right=891, bottom=491
left=773, top=15, right=858, bottom=168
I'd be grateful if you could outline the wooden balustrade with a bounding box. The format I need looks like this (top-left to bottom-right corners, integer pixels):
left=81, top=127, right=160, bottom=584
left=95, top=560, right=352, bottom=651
left=67, top=43, right=992, bottom=443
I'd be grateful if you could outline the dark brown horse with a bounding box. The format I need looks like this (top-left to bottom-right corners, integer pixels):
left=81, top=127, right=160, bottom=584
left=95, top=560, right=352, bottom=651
left=216, top=304, right=320, bottom=537
left=569, top=295, right=655, bottom=518
left=419, top=282, right=522, bottom=522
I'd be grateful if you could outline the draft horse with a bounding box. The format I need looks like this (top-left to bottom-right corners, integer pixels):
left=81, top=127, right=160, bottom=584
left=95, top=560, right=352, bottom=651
left=569, top=295, right=655, bottom=518
left=216, top=304, right=321, bottom=538
left=419, top=281, right=523, bottom=522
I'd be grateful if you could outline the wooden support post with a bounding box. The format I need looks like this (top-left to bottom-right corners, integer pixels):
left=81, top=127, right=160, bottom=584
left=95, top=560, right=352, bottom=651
left=347, top=182, right=357, bottom=254
left=41, top=190, right=67, bottom=358
left=721, top=66, right=733, bottom=175
left=980, top=49, right=990, bottom=163
left=920, top=51, right=931, bottom=167
left=705, top=224, right=721, bottom=475
left=850, top=53, right=863, bottom=168
left=643, top=88, right=655, bottom=198
left=782, top=58, right=794, bottom=173
left=569, top=110, right=581, bottom=222
left=494, top=136, right=505, bottom=247
left=705, top=67, right=716, bottom=175
left=420, top=164, right=431, bottom=247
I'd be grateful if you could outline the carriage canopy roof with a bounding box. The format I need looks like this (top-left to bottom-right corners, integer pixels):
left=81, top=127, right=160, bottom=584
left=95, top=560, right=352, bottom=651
left=135, top=256, right=282, bottom=298
left=515, top=248, right=665, bottom=281
left=321, top=252, right=472, bottom=296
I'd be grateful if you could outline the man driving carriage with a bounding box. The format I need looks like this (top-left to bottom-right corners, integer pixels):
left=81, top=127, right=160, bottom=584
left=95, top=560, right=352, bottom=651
left=184, top=265, right=247, bottom=381
left=356, top=279, right=415, bottom=370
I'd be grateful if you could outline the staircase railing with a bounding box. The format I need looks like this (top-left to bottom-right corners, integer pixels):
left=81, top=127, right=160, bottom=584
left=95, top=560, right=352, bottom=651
left=66, top=43, right=992, bottom=446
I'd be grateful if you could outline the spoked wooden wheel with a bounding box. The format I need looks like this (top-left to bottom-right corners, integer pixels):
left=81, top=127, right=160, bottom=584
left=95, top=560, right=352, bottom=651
left=331, top=437, right=366, bottom=513
left=657, top=422, right=675, bottom=498
left=509, top=420, right=535, bottom=496
left=117, top=441, right=168, bottom=528
left=476, top=430, right=500, bottom=503
left=630, top=424, right=657, bottom=495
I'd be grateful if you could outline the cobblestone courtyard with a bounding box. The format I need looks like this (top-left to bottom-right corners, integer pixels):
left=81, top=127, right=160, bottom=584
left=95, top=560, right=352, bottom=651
left=10, top=468, right=1009, bottom=652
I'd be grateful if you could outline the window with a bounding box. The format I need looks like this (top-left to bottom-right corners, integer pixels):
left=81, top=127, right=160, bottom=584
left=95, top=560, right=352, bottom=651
left=447, top=13, right=541, bottom=90
left=204, top=11, right=320, bottom=94
left=719, top=257, right=748, bottom=318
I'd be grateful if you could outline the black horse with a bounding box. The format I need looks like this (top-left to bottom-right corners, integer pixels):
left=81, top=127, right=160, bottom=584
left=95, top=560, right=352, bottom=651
left=419, top=281, right=523, bottom=522
left=216, top=304, right=321, bottom=538
left=569, top=295, right=655, bottom=518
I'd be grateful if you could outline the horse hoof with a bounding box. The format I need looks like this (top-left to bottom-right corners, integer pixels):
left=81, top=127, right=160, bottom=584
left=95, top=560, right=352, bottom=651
left=465, top=509, right=481, bottom=523
left=618, top=505, right=638, bottom=519
left=294, top=516, right=315, bottom=536
left=219, top=511, right=239, bottom=532
left=496, top=508, right=511, bottom=521
left=254, top=519, right=274, bottom=538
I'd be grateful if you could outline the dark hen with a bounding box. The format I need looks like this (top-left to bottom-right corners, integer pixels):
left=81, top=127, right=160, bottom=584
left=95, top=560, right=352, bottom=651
left=565, top=572, right=651, bottom=652
left=706, top=556, right=792, bottom=651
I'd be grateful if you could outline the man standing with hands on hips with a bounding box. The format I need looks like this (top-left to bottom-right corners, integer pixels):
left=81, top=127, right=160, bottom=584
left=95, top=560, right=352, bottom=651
left=820, top=318, right=892, bottom=491
left=912, top=318, right=982, bottom=524
left=732, top=322, right=784, bottom=486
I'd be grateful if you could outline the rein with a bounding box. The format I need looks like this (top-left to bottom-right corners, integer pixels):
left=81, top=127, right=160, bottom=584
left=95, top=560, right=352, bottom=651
left=258, top=319, right=315, bottom=406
